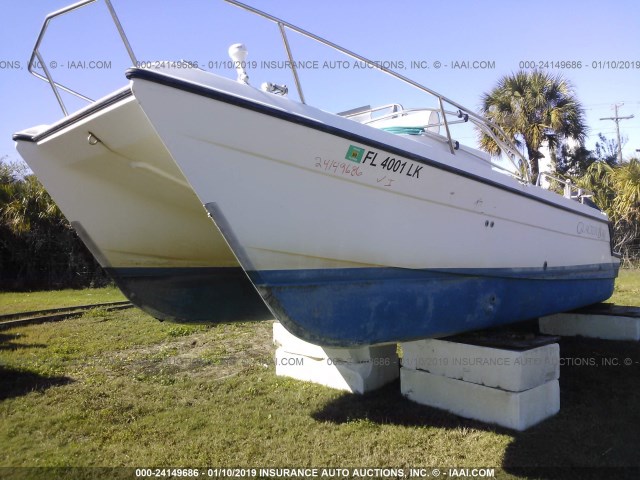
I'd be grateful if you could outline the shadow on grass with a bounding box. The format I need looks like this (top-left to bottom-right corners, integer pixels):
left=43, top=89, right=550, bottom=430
left=0, top=365, right=74, bottom=401
left=0, top=334, right=72, bottom=401
left=311, top=337, right=640, bottom=479
left=311, top=378, right=514, bottom=433
left=502, top=337, right=640, bottom=480
left=0, top=333, right=46, bottom=351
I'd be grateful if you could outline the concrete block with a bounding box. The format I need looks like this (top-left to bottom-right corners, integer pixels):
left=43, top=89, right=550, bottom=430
left=540, top=313, right=640, bottom=341
left=401, top=367, right=560, bottom=431
left=401, top=339, right=559, bottom=392
left=273, top=322, right=399, bottom=394
left=275, top=348, right=399, bottom=394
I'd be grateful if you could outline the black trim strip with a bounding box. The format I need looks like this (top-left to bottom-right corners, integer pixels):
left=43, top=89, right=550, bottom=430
left=13, top=88, right=134, bottom=143
left=126, top=68, right=609, bottom=225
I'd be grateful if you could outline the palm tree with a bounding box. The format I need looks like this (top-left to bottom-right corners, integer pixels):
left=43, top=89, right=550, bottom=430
left=576, top=158, right=640, bottom=262
left=479, top=70, right=587, bottom=182
left=576, top=160, right=615, bottom=212
left=1, top=160, right=107, bottom=289
left=611, top=159, right=640, bottom=217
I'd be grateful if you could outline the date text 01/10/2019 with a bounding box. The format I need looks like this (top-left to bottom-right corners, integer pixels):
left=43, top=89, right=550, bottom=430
left=519, top=60, right=640, bottom=69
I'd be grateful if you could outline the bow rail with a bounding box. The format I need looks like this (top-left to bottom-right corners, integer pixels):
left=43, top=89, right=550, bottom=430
left=27, top=0, right=137, bottom=116
left=28, top=0, right=529, bottom=181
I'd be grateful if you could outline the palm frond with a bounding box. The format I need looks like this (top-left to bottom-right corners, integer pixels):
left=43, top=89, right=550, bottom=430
left=477, top=70, right=587, bottom=181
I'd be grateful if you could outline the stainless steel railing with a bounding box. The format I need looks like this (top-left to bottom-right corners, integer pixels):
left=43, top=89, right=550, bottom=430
left=224, top=0, right=531, bottom=181
left=28, top=0, right=137, bottom=116
left=29, top=0, right=529, bottom=181
left=536, top=172, right=595, bottom=204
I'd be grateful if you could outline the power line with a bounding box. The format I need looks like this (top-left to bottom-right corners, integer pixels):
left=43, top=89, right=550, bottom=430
left=600, top=103, right=634, bottom=163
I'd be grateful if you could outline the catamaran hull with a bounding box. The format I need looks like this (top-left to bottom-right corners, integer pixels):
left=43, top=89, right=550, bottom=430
left=14, top=89, right=270, bottom=322
left=128, top=69, right=619, bottom=346
left=249, top=267, right=614, bottom=345
left=107, top=266, right=269, bottom=322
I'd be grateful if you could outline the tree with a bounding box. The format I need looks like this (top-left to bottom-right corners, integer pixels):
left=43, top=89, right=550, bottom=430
left=0, top=158, right=108, bottom=290
left=576, top=161, right=615, bottom=213
left=555, top=144, right=596, bottom=177
left=479, top=70, right=588, bottom=182
left=610, top=159, right=640, bottom=261
left=0, top=159, right=19, bottom=281
left=594, top=132, right=625, bottom=166
left=576, top=158, right=640, bottom=263
left=555, top=133, right=620, bottom=177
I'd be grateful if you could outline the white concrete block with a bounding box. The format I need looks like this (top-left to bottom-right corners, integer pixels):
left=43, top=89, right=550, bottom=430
left=275, top=348, right=399, bottom=394
left=401, top=367, right=560, bottom=431
left=540, top=313, right=640, bottom=341
left=273, top=321, right=397, bottom=362
left=272, top=322, right=399, bottom=394
left=401, top=339, right=559, bottom=392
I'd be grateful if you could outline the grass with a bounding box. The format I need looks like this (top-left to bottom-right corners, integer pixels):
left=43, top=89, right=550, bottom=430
left=610, top=268, right=640, bottom=306
left=0, top=273, right=639, bottom=479
left=0, top=286, right=126, bottom=315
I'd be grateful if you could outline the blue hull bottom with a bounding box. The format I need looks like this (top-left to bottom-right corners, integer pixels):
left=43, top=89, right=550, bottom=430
left=107, top=267, right=271, bottom=323
left=249, top=266, right=618, bottom=346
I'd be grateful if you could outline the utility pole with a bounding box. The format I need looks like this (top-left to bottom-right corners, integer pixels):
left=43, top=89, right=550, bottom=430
left=600, top=103, right=634, bottom=163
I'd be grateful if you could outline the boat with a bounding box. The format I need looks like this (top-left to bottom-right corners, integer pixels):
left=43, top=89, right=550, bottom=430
left=15, top=0, right=620, bottom=346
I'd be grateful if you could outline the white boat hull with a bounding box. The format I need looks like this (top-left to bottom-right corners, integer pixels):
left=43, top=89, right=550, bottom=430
left=127, top=69, right=619, bottom=345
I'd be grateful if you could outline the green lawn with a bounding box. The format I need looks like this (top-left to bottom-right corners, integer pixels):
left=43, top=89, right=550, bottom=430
left=0, top=273, right=639, bottom=479
left=610, top=268, right=640, bottom=306
left=0, top=286, right=126, bottom=315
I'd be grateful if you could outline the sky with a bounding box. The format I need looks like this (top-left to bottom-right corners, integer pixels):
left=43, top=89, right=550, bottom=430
left=1, top=0, right=639, bottom=165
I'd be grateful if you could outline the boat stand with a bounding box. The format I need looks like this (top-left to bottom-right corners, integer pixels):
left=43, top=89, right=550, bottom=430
left=273, top=322, right=562, bottom=430
left=399, top=335, right=560, bottom=431
left=540, top=304, right=640, bottom=341
left=273, top=322, right=399, bottom=394
left=273, top=321, right=563, bottom=430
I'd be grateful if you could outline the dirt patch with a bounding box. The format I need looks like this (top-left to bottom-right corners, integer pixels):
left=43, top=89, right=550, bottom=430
left=81, top=321, right=276, bottom=382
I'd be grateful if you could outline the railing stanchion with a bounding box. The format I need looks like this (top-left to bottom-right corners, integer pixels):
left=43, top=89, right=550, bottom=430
left=278, top=23, right=305, bottom=104
left=36, top=51, right=68, bottom=116
left=438, top=97, right=455, bottom=155
left=104, top=0, right=137, bottom=65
